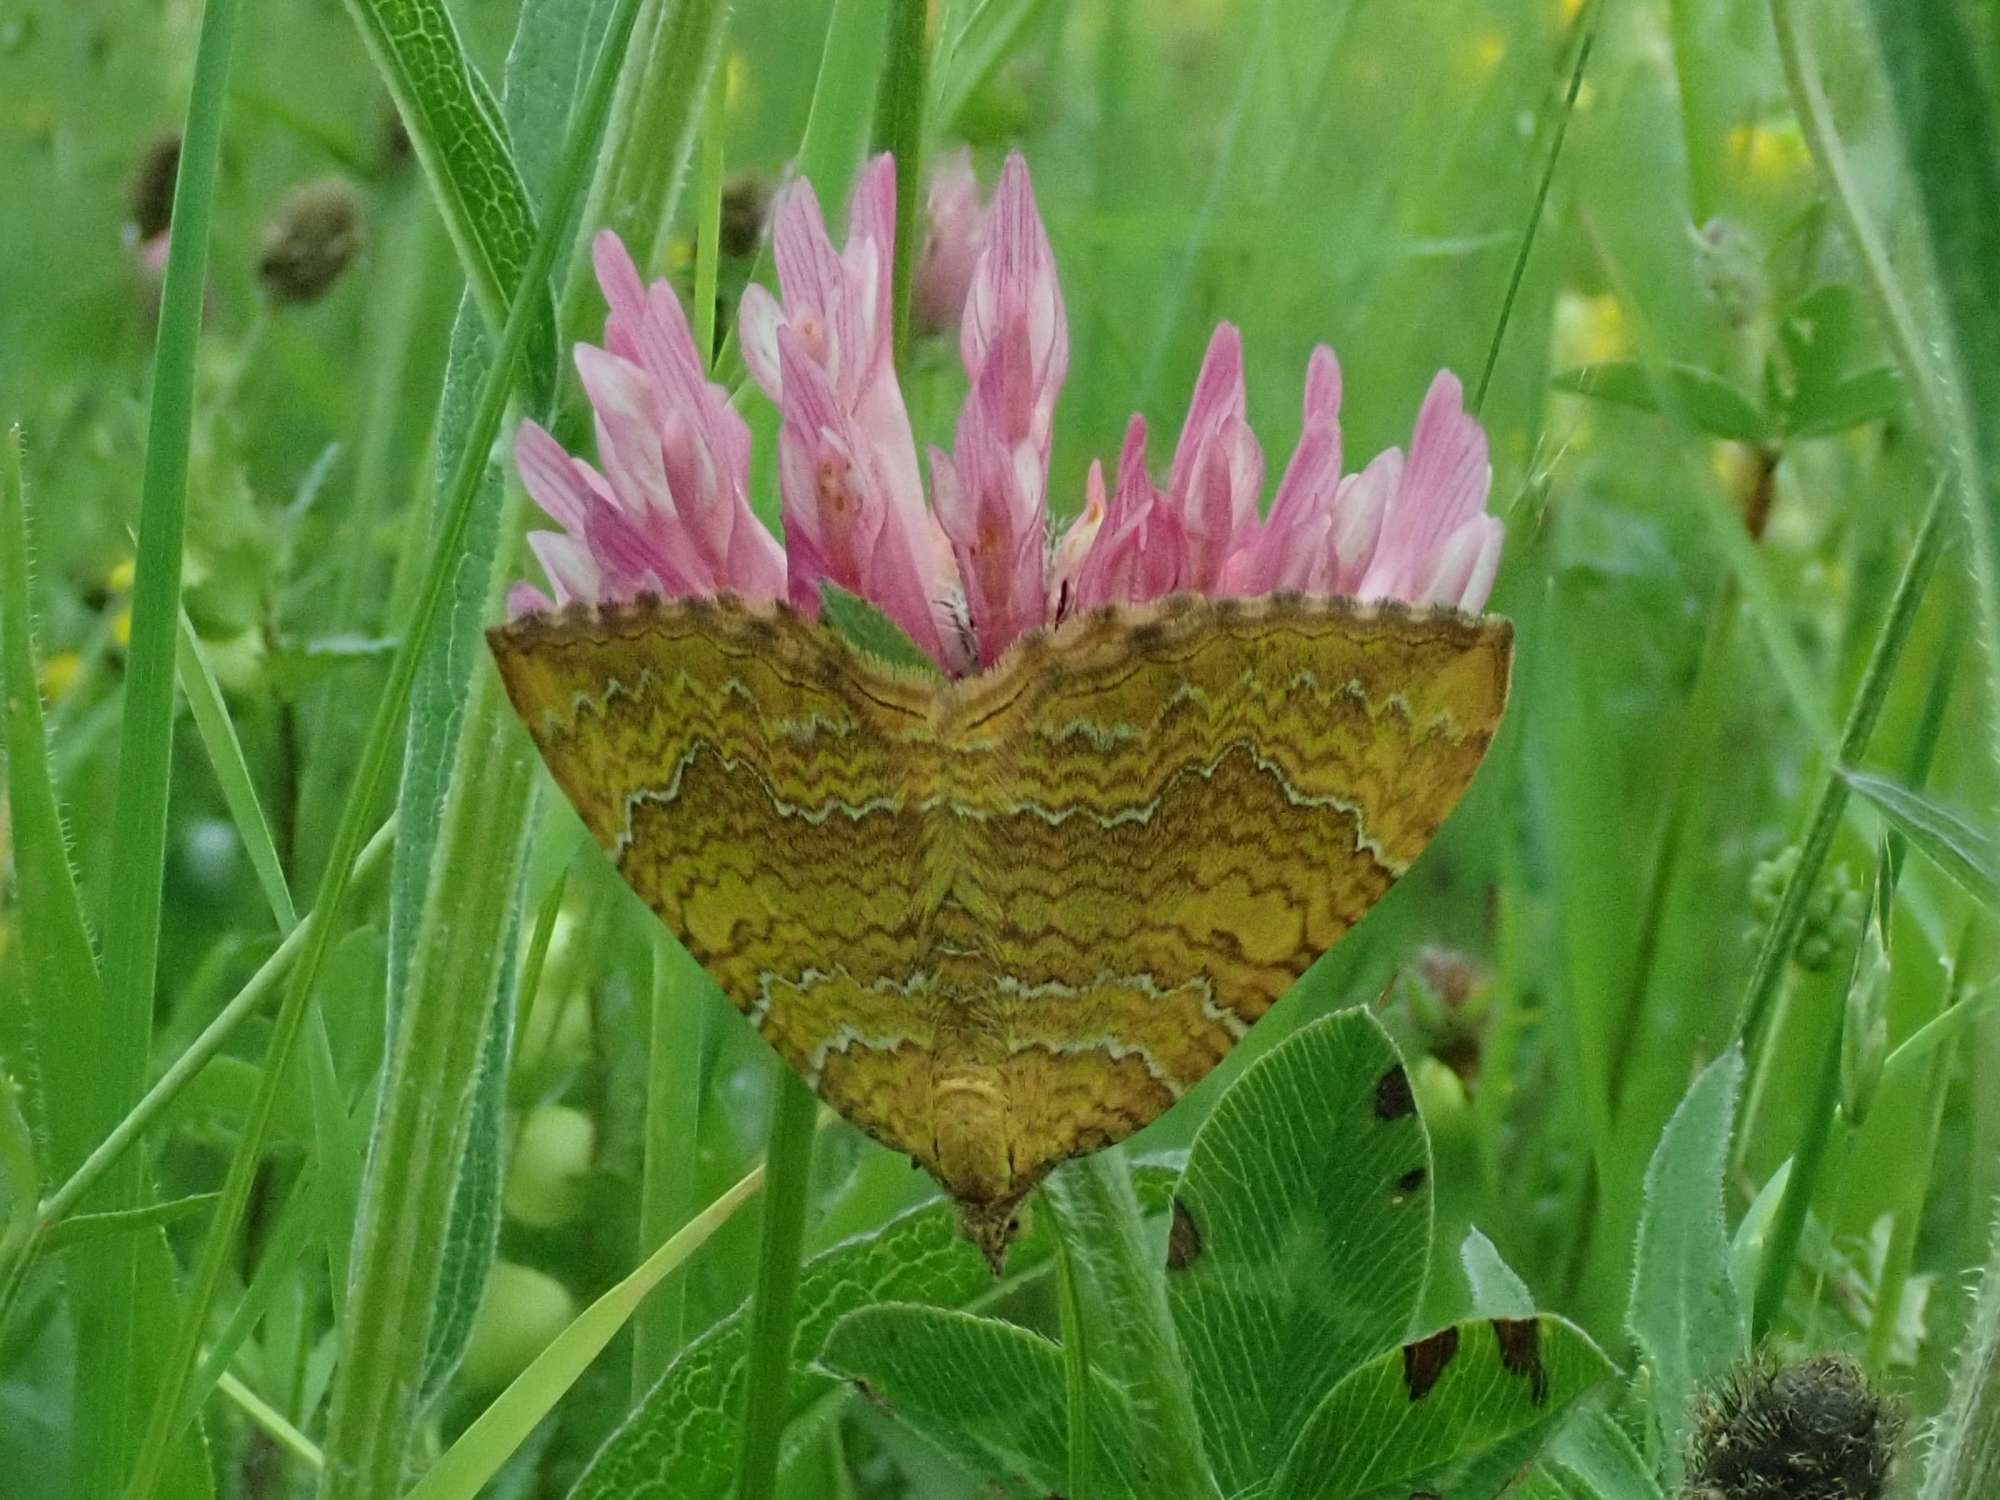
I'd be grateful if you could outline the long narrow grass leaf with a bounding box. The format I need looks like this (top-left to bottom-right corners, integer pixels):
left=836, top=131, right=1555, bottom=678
left=175, top=613, right=295, bottom=930
left=1856, top=0, right=2000, bottom=760
left=92, top=0, right=240, bottom=1486
left=0, top=429, right=102, bottom=1173
left=339, top=0, right=555, bottom=394
left=404, top=1162, right=769, bottom=1500
left=1841, top=769, right=2000, bottom=912
left=1734, top=483, right=1949, bottom=1054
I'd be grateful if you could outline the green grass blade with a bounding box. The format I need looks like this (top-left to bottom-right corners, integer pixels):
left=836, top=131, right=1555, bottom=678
left=405, top=1161, right=770, bottom=1500
left=318, top=670, right=537, bottom=1500
left=121, top=0, right=627, bottom=1469
left=377, top=0, right=627, bottom=1410
left=876, top=0, right=930, bottom=361
left=1857, top=0, right=2000, bottom=760
left=90, top=0, right=241, bottom=1487
left=632, top=931, right=714, bottom=1395
left=175, top=610, right=295, bottom=931
left=339, top=0, right=555, bottom=395
left=1734, top=483, right=1949, bottom=1054
left=692, top=68, right=727, bottom=366
left=31, top=821, right=393, bottom=1237
left=576, top=0, right=732, bottom=293
left=40, top=1192, right=219, bottom=1252
left=716, top=0, right=890, bottom=381
left=1050, top=1194, right=1094, bottom=1500
left=1471, top=0, right=1601, bottom=415
left=1841, top=769, right=2000, bottom=911
left=734, top=1069, right=824, bottom=1500
left=0, top=431, right=102, bottom=1173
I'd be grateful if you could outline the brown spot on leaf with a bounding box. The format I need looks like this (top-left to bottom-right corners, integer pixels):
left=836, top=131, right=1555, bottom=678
left=1167, top=1196, right=1203, bottom=1270
left=1402, top=1326, right=1461, bottom=1401
left=1395, top=1166, right=1427, bottom=1197
left=1492, top=1318, right=1549, bottom=1406
left=1375, top=1063, right=1416, bottom=1120
left=853, top=1377, right=894, bottom=1415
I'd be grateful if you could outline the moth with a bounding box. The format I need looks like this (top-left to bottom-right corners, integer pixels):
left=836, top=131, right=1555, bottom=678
left=489, top=590, right=1510, bottom=1267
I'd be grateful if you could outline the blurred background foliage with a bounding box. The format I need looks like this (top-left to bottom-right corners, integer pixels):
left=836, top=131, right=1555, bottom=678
left=0, top=0, right=1992, bottom=1495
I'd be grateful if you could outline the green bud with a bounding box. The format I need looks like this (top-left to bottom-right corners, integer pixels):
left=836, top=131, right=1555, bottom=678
left=460, top=1261, right=576, bottom=1393
left=503, top=1104, right=596, bottom=1229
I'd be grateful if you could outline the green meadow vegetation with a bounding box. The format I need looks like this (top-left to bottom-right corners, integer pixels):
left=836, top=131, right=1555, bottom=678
left=1, top=0, right=1998, bottom=1495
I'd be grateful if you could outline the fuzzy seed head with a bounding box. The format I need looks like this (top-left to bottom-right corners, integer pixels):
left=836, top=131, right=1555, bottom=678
left=257, top=177, right=366, bottom=305
left=1684, top=1355, right=1900, bottom=1500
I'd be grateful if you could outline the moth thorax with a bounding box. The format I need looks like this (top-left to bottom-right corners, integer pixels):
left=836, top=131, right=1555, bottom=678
left=931, top=1068, right=1013, bottom=1207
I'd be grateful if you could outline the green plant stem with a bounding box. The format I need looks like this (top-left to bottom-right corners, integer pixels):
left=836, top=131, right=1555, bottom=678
left=1471, top=0, right=1601, bottom=415
left=633, top=933, right=709, bottom=1397
left=1919, top=1198, right=2000, bottom=1500
left=318, top=671, right=537, bottom=1500
left=1607, top=583, right=1738, bottom=1115
left=1042, top=1152, right=1216, bottom=1500
left=1048, top=1191, right=1094, bottom=1500
left=1869, top=925, right=1979, bottom=1373
left=28, top=820, right=392, bottom=1242
left=121, top=0, right=638, bottom=1477
left=693, top=73, right=726, bottom=367
left=733, top=1068, right=821, bottom=1500
left=1734, top=482, right=1949, bottom=1058
left=1786, top=0, right=2000, bottom=765
left=876, top=0, right=930, bottom=363
left=510, top=857, right=572, bottom=1060
left=1750, top=947, right=1850, bottom=1341
left=567, top=0, right=730, bottom=299
left=86, top=0, right=240, bottom=1488
left=1769, top=0, right=1952, bottom=455
left=1667, top=0, right=1719, bottom=225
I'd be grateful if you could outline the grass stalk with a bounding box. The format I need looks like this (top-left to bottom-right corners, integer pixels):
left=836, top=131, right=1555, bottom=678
left=1750, top=941, right=1851, bottom=1341
left=1048, top=1189, right=1094, bottom=1500
left=1734, top=482, right=1948, bottom=1058
left=693, top=73, right=727, bottom=368
left=318, top=670, right=537, bottom=1500
left=1869, top=925, right=1979, bottom=1373
left=121, top=0, right=645, bottom=1480
left=1041, top=1151, right=1215, bottom=1500
left=876, top=0, right=930, bottom=363
left=1471, top=0, right=1602, bottom=415
left=34, top=819, right=393, bottom=1237
left=87, top=0, right=240, bottom=1484
left=1920, top=1205, right=2000, bottom=1500
left=733, top=1068, right=821, bottom=1500
left=632, top=932, right=710, bottom=1396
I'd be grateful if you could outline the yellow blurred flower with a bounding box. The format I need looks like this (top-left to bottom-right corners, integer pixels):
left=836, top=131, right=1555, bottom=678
left=1556, top=0, right=1588, bottom=21
left=106, top=557, right=135, bottom=592
left=38, top=650, right=80, bottom=701
left=1460, top=29, right=1508, bottom=82
left=1727, top=120, right=1810, bottom=194
left=112, top=608, right=132, bottom=648
left=1552, top=290, right=1630, bottom=368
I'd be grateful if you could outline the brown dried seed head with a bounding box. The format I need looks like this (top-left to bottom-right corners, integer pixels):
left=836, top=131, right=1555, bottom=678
left=257, top=177, right=366, bottom=305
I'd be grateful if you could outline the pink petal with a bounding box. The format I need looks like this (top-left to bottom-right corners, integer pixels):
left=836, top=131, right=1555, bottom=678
left=1333, top=447, right=1401, bottom=593
left=507, top=582, right=557, bottom=618
left=1303, top=342, right=1342, bottom=423
left=737, top=282, right=786, bottom=400
left=915, top=145, right=987, bottom=334
left=516, top=421, right=595, bottom=534
left=1169, top=323, right=1246, bottom=496
left=1423, top=514, right=1504, bottom=611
